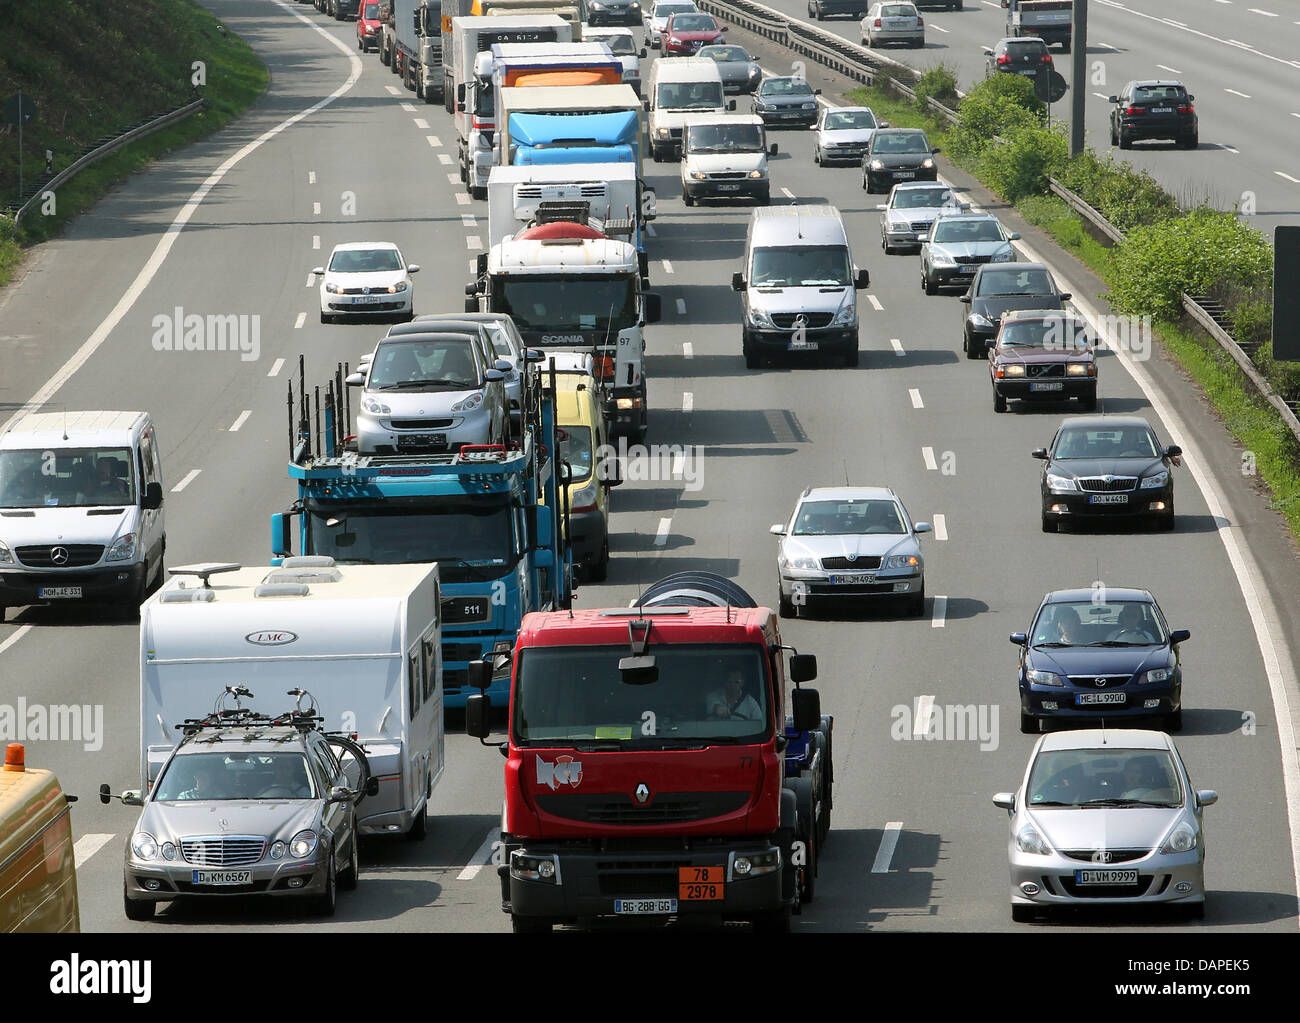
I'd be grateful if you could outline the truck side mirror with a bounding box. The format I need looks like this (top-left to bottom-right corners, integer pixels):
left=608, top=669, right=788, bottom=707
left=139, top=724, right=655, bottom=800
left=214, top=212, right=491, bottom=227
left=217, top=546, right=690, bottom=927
left=854, top=268, right=869, bottom=290
left=477, top=252, right=489, bottom=277
left=465, top=282, right=477, bottom=296
left=731, top=271, right=745, bottom=292
left=727, top=99, right=737, bottom=111
left=142, top=481, right=163, bottom=510
left=467, top=659, right=492, bottom=691
left=643, top=292, right=661, bottom=324
left=791, top=687, right=820, bottom=732
left=457, top=83, right=466, bottom=102
left=769, top=143, right=778, bottom=155
left=466, top=693, right=491, bottom=739
left=465, top=297, right=478, bottom=313
left=789, top=653, right=817, bottom=684
left=271, top=513, right=292, bottom=558
left=640, top=47, right=648, bottom=57
left=642, top=96, right=650, bottom=110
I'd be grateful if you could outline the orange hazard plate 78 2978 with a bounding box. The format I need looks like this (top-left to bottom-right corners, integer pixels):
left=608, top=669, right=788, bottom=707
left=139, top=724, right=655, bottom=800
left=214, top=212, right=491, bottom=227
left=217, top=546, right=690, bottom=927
left=678, top=867, right=725, bottom=900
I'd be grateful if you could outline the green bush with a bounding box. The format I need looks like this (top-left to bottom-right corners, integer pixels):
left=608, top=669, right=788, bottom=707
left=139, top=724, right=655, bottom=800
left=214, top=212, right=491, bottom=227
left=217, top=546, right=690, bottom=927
left=947, top=74, right=1044, bottom=161
left=1231, top=295, right=1273, bottom=351
left=1254, top=342, right=1300, bottom=406
left=914, top=64, right=960, bottom=113
left=1054, top=151, right=1178, bottom=233
left=1107, top=208, right=1273, bottom=321
left=977, top=122, right=1068, bottom=203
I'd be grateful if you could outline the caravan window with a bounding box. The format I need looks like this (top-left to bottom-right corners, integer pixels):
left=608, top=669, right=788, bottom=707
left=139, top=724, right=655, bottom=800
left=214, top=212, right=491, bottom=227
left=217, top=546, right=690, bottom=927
left=409, top=652, right=423, bottom=715
left=422, top=635, right=438, bottom=701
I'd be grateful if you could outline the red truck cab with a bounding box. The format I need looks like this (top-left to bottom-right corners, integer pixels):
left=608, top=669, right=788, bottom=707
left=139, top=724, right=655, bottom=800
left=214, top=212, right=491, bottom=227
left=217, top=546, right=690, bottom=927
left=467, top=596, right=823, bottom=933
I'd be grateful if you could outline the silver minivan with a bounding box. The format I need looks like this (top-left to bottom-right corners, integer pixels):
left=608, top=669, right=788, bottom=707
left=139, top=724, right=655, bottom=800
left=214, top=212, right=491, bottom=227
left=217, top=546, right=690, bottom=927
left=0, top=411, right=165, bottom=618
left=731, top=205, right=870, bottom=368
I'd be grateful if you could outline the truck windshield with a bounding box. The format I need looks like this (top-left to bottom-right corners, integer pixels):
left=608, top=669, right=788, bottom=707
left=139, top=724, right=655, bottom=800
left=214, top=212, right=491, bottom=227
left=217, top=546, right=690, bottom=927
left=687, top=123, right=763, bottom=152
left=421, top=3, right=441, bottom=34
left=491, top=274, right=638, bottom=333
left=473, top=81, right=495, bottom=117
left=305, top=496, right=518, bottom=580
left=0, top=447, right=137, bottom=508
left=751, top=245, right=850, bottom=288
left=657, top=81, right=724, bottom=109
left=513, top=644, right=771, bottom=747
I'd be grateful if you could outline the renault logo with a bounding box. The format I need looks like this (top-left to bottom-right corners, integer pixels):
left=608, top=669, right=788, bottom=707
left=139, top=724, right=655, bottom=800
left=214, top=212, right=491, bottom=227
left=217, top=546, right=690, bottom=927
left=634, top=783, right=650, bottom=804
left=50, top=546, right=69, bottom=565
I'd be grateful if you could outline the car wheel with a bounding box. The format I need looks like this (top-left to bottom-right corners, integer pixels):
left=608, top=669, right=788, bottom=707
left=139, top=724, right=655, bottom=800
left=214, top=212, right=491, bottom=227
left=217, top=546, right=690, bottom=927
left=1183, top=900, right=1205, bottom=920
left=1165, top=707, right=1183, bottom=732
left=1080, top=391, right=1097, bottom=411
left=313, top=850, right=337, bottom=916
left=757, top=190, right=770, bottom=206
left=339, top=831, right=360, bottom=890
left=1109, top=120, right=1118, bottom=147
left=407, top=804, right=427, bottom=840
left=124, top=888, right=155, bottom=921
left=321, top=312, right=333, bottom=324
left=357, top=35, right=363, bottom=50
left=1158, top=507, right=1176, bottom=531
left=682, top=187, right=695, bottom=207
left=814, top=147, right=821, bottom=165
left=1118, top=130, right=1132, bottom=150
left=779, top=589, right=796, bottom=618
left=924, top=272, right=937, bottom=295
left=1182, top=132, right=1198, bottom=150
left=906, top=584, right=925, bottom=617
left=1020, top=712, right=1039, bottom=734
left=1040, top=513, right=1057, bottom=534
left=966, top=337, right=983, bottom=360
left=993, top=389, right=1007, bottom=413
left=1011, top=904, right=1037, bottom=922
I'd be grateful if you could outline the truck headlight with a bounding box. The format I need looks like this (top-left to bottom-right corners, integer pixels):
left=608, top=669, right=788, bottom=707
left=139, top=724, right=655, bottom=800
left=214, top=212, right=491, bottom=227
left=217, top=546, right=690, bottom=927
left=510, top=851, right=561, bottom=883
left=732, top=848, right=780, bottom=878
left=131, top=832, right=160, bottom=861
left=747, top=307, right=775, bottom=329
left=656, top=127, right=671, bottom=138
left=833, top=304, right=855, bottom=325
left=570, top=476, right=599, bottom=510
left=1140, top=470, right=1169, bottom=489
left=1045, top=472, right=1077, bottom=492
left=290, top=830, right=318, bottom=859
left=452, top=392, right=484, bottom=413
left=361, top=398, right=391, bottom=415
left=690, top=170, right=708, bottom=180
left=106, top=533, right=137, bottom=561
left=0, top=542, right=12, bottom=564
left=748, top=169, right=765, bottom=179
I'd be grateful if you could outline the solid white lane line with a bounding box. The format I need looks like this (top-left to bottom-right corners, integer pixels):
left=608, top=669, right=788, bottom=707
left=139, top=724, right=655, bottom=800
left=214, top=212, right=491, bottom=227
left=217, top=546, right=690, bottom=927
left=414, top=117, right=429, bottom=129
left=909, top=388, right=924, bottom=409
left=73, top=834, right=115, bottom=870
left=312, top=234, right=320, bottom=249
left=1291, top=112, right=1300, bottom=119
left=933, top=513, right=947, bottom=541
left=1276, top=171, right=1300, bottom=183
left=467, top=235, right=482, bottom=249
left=172, top=470, right=201, bottom=493
left=456, top=829, right=498, bottom=881
left=0, top=2, right=364, bottom=443
left=294, top=312, right=306, bottom=329
left=438, top=153, right=453, bottom=165
left=268, top=358, right=285, bottom=378
left=872, top=822, right=903, bottom=873
left=1225, top=88, right=1253, bottom=98
left=308, top=170, right=316, bottom=184
left=1165, top=18, right=1186, bottom=27
left=400, top=102, right=417, bottom=112
left=931, top=595, right=947, bottom=628
left=1156, top=64, right=1183, bottom=74
left=0, top=627, right=33, bottom=657
left=683, top=342, right=694, bottom=359
left=912, top=696, right=935, bottom=739
left=228, top=410, right=252, bottom=432
left=427, top=135, right=442, bottom=147
left=662, top=259, right=674, bottom=274
left=456, top=192, right=471, bottom=205
left=891, top=338, right=905, bottom=356
left=682, top=391, right=693, bottom=413
left=921, top=446, right=937, bottom=471
left=312, top=201, right=321, bottom=215
left=675, top=298, right=687, bottom=315
left=867, top=294, right=884, bottom=311
left=655, top=517, right=671, bottom=546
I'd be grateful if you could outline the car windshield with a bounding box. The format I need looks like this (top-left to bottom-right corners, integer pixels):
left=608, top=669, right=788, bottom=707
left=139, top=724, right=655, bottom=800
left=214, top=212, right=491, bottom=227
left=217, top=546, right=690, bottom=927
left=702, top=46, right=747, bottom=61
left=328, top=248, right=403, bottom=273
left=368, top=339, right=482, bottom=389
left=762, top=79, right=812, bottom=97
left=1027, top=749, right=1183, bottom=808
left=975, top=268, right=1053, bottom=296
left=793, top=499, right=904, bottom=535
left=751, top=245, right=851, bottom=288
left=931, top=219, right=1003, bottom=243
left=154, top=753, right=318, bottom=802
left=364, top=2, right=378, bottom=15
left=671, top=14, right=715, bottom=29
left=306, top=496, right=518, bottom=578
left=559, top=425, right=593, bottom=482
left=490, top=274, right=639, bottom=333
left=658, top=81, right=725, bottom=108
left=998, top=317, right=1090, bottom=349
left=0, top=447, right=137, bottom=509
left=825, top=110, right=876, bottom=131
left=872, top=132, right=929, bottom=153
left=687, top=123, right=763, bottom=151
left=1031, top=599, right=1168, bottom=648
left=513, top=644, right=770, bottom=746
left=1053, top=425, right=1161, bottom=460
left=602, top=34, right=637, bottom=55
left=892, top=187, right=951, bottom=209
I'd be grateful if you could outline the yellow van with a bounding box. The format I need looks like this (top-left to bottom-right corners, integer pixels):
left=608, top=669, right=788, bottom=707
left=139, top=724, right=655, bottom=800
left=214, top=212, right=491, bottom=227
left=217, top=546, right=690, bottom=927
left=0, top=743, right=80, bottom=932
left=547, top=354, right=615, bottom=581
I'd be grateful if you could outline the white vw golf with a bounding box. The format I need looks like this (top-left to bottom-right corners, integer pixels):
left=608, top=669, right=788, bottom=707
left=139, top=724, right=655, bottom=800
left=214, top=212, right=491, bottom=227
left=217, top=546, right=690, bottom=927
left=314, top=242, right=419, bottom=324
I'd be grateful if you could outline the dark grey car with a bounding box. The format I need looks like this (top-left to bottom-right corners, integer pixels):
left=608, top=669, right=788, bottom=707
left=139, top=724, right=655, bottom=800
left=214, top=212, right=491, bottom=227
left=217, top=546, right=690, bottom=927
left=698, top=44, right=762, bottom=94
left=752, top=77, right=821, bottom=128
left=862, top=128, right=939, bottom=193
left=959, top=262, right=1069, bottom=358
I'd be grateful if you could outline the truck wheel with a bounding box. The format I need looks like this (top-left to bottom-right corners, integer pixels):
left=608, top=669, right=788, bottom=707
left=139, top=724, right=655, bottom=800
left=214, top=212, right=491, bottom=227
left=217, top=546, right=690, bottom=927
left=511, top=915, right=552, bottom=934
left=743, top=333, right=760, bottom=370
left=380, top=43, right=389, bottom=66
left=415, top=76, right=424, bottom=100
left=124, top=888, right=155, bottom=921
left=800, top=826, right=817, bottom=904
left=424, top=85, right=438, bottom=105
left=471, top=185, right=487, bottom=201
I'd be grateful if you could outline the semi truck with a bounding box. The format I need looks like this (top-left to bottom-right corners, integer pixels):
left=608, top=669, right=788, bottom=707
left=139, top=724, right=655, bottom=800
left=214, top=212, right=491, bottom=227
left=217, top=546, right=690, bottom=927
left=449, top=14, right=572, bottom=133
left=467, top=204, right=660, bottom=441
left=1001, top=0, right=1072, bottom=51
left=465, top=571, right=833, bottom=933
left=383, top=0, right=446, bottom=102
left=270, top=358, right=572, bottom=708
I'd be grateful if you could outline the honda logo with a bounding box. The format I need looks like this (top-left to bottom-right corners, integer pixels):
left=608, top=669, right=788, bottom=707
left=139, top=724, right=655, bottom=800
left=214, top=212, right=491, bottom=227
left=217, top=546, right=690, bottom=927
left=634, top=783, right=650, bottom=804
left=50, top=546, right=69, bottom=566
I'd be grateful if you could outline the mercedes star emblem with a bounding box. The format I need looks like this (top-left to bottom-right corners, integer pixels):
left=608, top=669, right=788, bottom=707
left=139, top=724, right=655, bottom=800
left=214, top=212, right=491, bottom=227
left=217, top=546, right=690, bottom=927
left=50, top=546, right=69, bottom=566
left=634, top=783, right=650, bottom=804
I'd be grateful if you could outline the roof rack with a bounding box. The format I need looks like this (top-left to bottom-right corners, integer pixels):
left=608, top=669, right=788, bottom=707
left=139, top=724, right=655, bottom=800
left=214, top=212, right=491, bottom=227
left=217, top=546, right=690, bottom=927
left=176, top=686, right=326, bottom=737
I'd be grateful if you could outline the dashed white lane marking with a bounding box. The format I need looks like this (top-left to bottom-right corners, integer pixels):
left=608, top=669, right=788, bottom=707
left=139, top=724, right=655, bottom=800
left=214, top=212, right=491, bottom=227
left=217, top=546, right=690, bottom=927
left=683, top=342, right=694, bottom=359
left=931, top=23, right=948, bottom=33
left=229, top=410, right=252, bottom=432
left=312, top=201, right=321, bottom=215
left=671, top=450, right=686, bottom=477
left=456, top=829, right=498, bottom=881
left=172, top=469, right=201, bottom=493
left=1291, top=112, right=1300, bottom=119
left=414, top=117, right=429, bottom=129
left=922, top=446, right=938, bottom=471
left=909, top=388, right=924, bottom=409
left=891, top=338, right=905, bottom=356
left=294, top=312, right=306, bottom=329
left=73, top=834, right=115, bottom=870
left=400, top=102, right=417, bottom=112
left=912, top=696, right=936, bottom=739
left=1225, top=88, right=1253, bottom=98
left=646, top=223, right=657, bottom=237
left=1276, top=171, right=1300, bottom=183
left=1156, top=64, right=1183, bottom=74
left=1094, top=42, right=1118, bottom=50
left=427, top=135, right=442, bottom=147
left=1224, top=145, right=1240, bottom=154
left=438, top=153, right=453, bottom=165
left=682, top=391, right=694, bottom=413
left=780, top=186, right=795, bottom=199
left=676, top=298, right=687, bottom=315
left=462, top=214, right=477, bottom=227
left=447, top=172, right=461, bottom=184
left=385, top=85, right=401, bottom=95
left=1248, top=8, right=1277, bottom=16
left=933, top=513, right=947, bottom=542
left=308, top=170, right=316, bottom=184
left=268, top=358, right=285, bottom=378
left=306, top=274, right=315, bottom=288
left=931, top=595, right=947, bottom=629
left=467, top=235, right=482, bottom=249
left=0, top=627, right=33, bottom=657
left=662, top=259, right=674, bottom=274
left=456, top=192, right=471, bottom=205
left=655, top=517, right=671, bottom=546
left=867, top=294, right=883, bottom=311
left=872, top=822, right=903, bottom=873
left=312, top=234, right=320, bottom=249
left=1092, top=92, right=1110, bottom=100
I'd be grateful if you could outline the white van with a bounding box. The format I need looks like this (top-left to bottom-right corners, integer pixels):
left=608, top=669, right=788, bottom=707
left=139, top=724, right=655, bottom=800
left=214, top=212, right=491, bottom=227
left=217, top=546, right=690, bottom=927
left=139, top=558, right=444, bottom=837
left=680, top=112, right=776, bottom=205
left=645, top=56, right=733, bottom=161
left=731, top=205, right=871, bottom=368
left=0, top=411, right=165, bottom=620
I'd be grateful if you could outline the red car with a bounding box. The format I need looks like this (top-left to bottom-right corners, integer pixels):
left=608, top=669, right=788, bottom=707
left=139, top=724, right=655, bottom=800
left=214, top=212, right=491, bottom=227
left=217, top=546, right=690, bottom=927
left=357, top=0, right=383, bottom=51
left=662, top=12, right=726, bottom=56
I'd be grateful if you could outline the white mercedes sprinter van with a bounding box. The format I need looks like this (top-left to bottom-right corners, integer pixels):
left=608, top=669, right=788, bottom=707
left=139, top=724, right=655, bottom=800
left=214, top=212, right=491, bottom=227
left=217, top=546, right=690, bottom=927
left=0, top=411, right=165, bottom=619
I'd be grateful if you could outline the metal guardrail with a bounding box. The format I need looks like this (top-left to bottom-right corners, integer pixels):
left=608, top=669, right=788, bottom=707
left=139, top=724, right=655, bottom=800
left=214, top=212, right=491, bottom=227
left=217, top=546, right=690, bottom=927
left=1047, top=177, right=1124, bottom=244
left=9, top=98, right=206, bottom=227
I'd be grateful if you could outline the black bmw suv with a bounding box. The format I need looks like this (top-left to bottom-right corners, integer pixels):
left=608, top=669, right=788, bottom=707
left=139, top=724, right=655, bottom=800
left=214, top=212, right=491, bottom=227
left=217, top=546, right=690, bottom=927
left=1109, top=81, right=1198, bottom=150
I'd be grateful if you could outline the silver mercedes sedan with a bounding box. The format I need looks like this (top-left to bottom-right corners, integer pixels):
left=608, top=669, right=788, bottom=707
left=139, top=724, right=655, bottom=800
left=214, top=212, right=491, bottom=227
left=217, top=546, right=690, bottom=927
left=993, top=729, right=1216, bottom=922
left=770, top=485, right=930, bottom=617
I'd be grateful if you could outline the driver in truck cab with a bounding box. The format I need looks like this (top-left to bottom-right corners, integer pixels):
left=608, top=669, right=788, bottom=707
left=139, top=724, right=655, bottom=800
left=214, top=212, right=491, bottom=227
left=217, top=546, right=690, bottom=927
left=707, top=668, right=762, bottom=721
